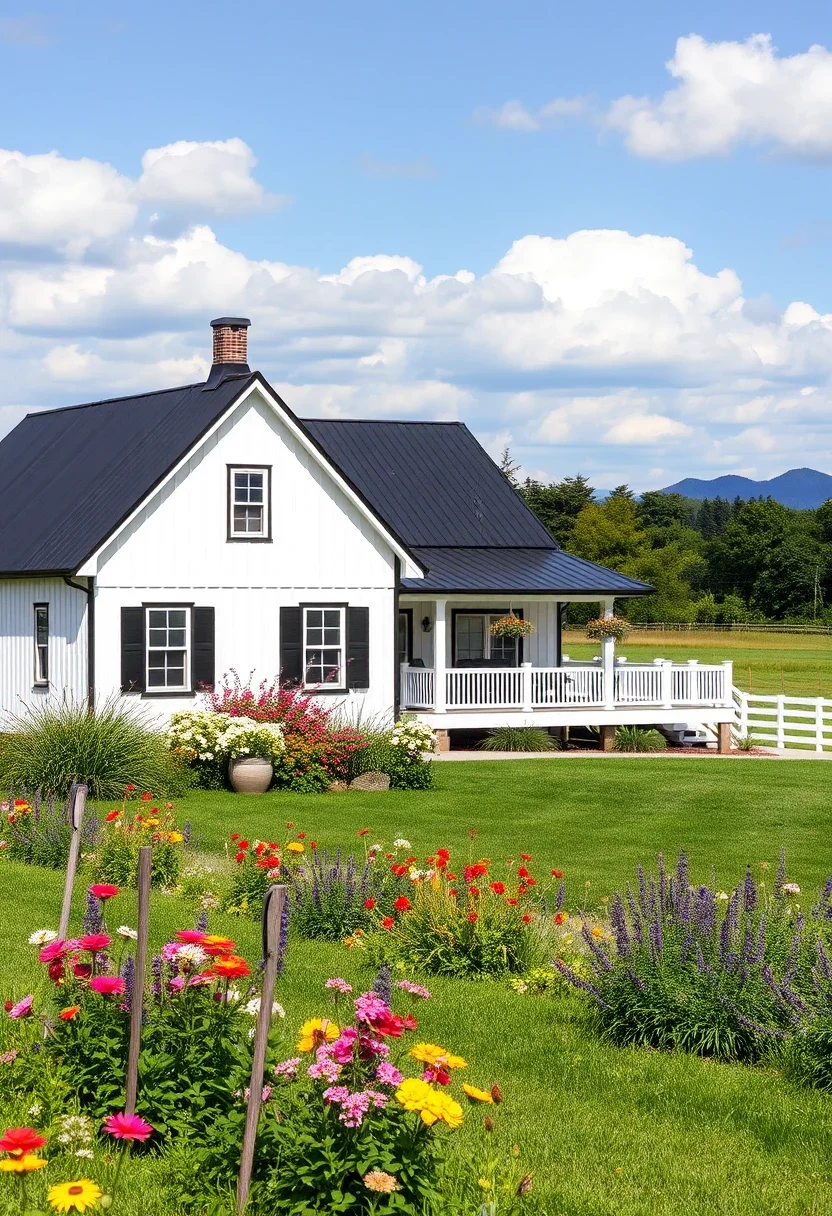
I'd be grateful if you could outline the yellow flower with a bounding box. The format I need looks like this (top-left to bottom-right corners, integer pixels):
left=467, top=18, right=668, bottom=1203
left=167, top=831, right=184, bottom=844
left=286, top=841, right=304, bottom=854
left=478, top=1178, right=493, bottom=1190
left=297, top=1017, right=339, bottom=1053
left=591, top=926, right=604, bottom=940
left=48, top=1179, right=103, bottom=1213
left=0, top=1155, right=48, bottom=1173
left=410, top=1042, right=467, bottom=1070
left=395, top=1077, right=464, bottom=1128
left=462, top=1083, right=494, bottom=1104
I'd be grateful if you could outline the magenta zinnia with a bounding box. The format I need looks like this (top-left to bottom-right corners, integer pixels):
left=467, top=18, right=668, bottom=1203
left=89, top=976, right=125, bottom=997
left=102, top=1113, right=153, bottom=1142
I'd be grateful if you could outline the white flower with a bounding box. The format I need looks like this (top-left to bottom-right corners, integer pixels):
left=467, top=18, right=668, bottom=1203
left=782, top=882, right=801, bottom=896
left=225, top=988, right=242, bottom=1003
left=716, top=891, right=729, bottom=901
left=177, top=944, right=209, bottom=968
left=28, top=1102, right=42, bottom=1116
left=75, top=1149, right=94, bottom=1160
left=393, top=839, right=412, bottom=850
left=243, top=997, right=285, bottom=1018
left=117, top=926, right=138, bottom=941
left=28, top=929, right=58, bottom=946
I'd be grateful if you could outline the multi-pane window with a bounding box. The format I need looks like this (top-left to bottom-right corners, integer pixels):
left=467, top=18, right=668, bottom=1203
left=146, top=607, right=190, bottom=691
left=34, top=604, right=49, bottom=684
left=304, top=607, right=345, bottom=688
left=455, top=613, right=519, bottom=666
left=229, top=467, right=269, bottom=538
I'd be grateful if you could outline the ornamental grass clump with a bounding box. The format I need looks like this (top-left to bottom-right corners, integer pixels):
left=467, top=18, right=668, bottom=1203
left=367, top=845, right=565, bottom=978
left=557, top=850, right=816, bottom=1062
left=189, top=976, right=491, bottom=1214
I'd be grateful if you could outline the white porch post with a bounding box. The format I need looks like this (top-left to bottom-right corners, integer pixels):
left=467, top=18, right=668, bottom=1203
left=434, top=599, right=447, bottom=713
left=601, top=598, right=615, bottom=710
left=661, top=660, right=673, bottom=709
left=400, top=662, right=410, bottom=710
left=522, top=661, right=533, bottom=711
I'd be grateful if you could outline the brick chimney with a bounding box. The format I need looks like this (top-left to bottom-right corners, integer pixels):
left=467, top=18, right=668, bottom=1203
left=210, top=316, right=251, bottom=369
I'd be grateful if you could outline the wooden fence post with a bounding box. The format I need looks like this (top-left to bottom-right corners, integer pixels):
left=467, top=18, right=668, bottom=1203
left=125, top=845, right=152, bottom=1116
left=236, top=885, right=287, bottom=1216
left=58, top=784, right=87, bottom=940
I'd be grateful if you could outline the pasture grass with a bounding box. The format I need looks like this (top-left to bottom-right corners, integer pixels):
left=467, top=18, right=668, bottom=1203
left=2, top=759, right=832, bottom=1213
left=564, top=627, right=832, bottom=699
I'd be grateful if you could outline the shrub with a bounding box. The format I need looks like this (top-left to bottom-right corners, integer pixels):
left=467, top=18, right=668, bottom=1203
left=188, top=978, right=469, bottom=1214
left=92, top=798, right=187, bottom=889
left=612, top=726, right=668, bottom=753
left=368, top=847, right=563, bottom=978
left=347, top=720, right=435, bottom=790
left=557, top=852, right=801, bottom=1061
left=0, top=792, right=98, bottom=869
left=479, top=726, right=557, bottom=753
left=0, top=697, right=183, bottom=800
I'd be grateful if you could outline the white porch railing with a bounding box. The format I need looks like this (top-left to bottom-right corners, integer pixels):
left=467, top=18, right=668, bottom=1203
left=401, top=661, right=733, bottom=712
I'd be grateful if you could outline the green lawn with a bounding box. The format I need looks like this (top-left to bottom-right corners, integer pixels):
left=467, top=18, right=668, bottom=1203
left=564, top=627, right=832, bottom=699
left=3, top=760, right=832, bottom=1214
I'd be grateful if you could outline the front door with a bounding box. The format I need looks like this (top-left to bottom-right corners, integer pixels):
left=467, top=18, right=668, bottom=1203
left=454, top=613, right=520, bottom=666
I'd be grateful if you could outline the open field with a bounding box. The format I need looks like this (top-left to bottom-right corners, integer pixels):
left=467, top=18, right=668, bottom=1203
left=565, top=627, right=832, bottom=699
left=3, top=759, right=832, bottom=1214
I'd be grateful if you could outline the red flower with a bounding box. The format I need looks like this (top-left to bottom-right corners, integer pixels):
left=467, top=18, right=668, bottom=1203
left=520, top=853, right=533, bottom=861
left=506, top=898, right=518, bottom=907
left=102, top=1112, right=154, bottom=1142
left=59, top=1005, right=81, bottom=1021
left=436, top=847, right=450, bottom=860
left=105, top=810, right=121, bottom=822
left=140, top=792, right=152, bottom=802
left=235, top=851, right=246, bottom=863
left=551, top=869, right=564, bottom=879
left=255, top=842, right=266, bottom=856
left=311, top=841, right=318, bottom=850
left=463, top=862, right=488, bottom=883
left=489, top=881, right=505, bottom=895
left=297, top=831, right=306, bottom=840
left=200, top=935, right=237, bottom=957
left=238, top=840, right=250, bottom=850
left=358, top=829, right=370, bottom=837
left=364, top=898, right=376, bottom=910
left=90, top=976, right=125, bottom=996
left=449, top=888, right=459, bottom=897
left=175, top=930, right=206, bottom=944
left=78, top=934, right=111, bottom=953
left=381, top=916, right=395, bottom=930
left=447, top=872, right=457, bottom=881
left=467, top=912, right=479, bottom=923
left=406, top=856, right=417, bottom=865
left=126, top=784, right=136, bottom=792
left=394, top=896, right=411, bottom=912
left=48, top=960, right=65, bottom=983
left=230, top=833, right=239, bottom=841
left=73, top=963, right=92, bottom=979
left=468, top=886, right=480, bottom=897
left=526, top=877, right=537, bottom=888
left=39, top=940, right=69, bottom=964
left=554, top=912, right=567, bottom=925
left=517, top=866, right=529, bottom=880
left=391, top=864, right=409, bottom=878
left=211, top=954, right=250, bottom=980
left=89, top=884, right=119, bottom=900
left=517, top=885, right=528, bottom=897
left=434, top=855, right=448, bottom=870
left=2, top=1001, right=12, bottom=1012
left=522, top=914, right=532, bottom=923
left=0, top=1127, right=47, bottom=1156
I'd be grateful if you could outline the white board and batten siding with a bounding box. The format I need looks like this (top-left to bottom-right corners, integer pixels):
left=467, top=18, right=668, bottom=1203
left=0, top=577, right=88, bottom=725
left=405, top=599, right=562, bottom=668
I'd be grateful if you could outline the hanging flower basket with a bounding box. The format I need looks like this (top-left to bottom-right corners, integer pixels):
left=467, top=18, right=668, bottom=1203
left=585, top=616, right=631, bottom=643
left=489, top=615, right=535, bottom=639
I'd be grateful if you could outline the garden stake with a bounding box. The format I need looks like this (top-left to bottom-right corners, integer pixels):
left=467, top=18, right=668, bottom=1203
left=236, top=883, right=287, bottom=1215
left=58, top=783, right=87, bottom=939
left=125, top=844, right=152, bottom=1116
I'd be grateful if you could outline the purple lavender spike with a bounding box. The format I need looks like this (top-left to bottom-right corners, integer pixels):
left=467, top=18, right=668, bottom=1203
left=581, top=923, right=613, bottom=971
left=554, top=959, right=609, bottom=1007
left=741, top=923, right=755, bottom=962
left=276, top=896, right=290, bottom=978
left=816, top=937, right=832, bottom=983
left=626, top=966, right=646, bottom=993
left=183, top=821, right=191, bottom=845
left=695, top=943, right=707, bottom=973
left=83, top=890, right=103, bottom=935
left=742, top=867, right=757, bottom=914
left=649, top=917, right=663, bottom=961
left=658, top=853, right=667, bottom=910
left=120, top=956, right=135, bottom=1012
left=609, top=893, right=631, bottom=956
left=719, top=914, right=731, bottom=963
left=195, top=909, right=208, bottom=933
left=151, top=954, right=163, bottom=999
left=675, top=849, right=689, bottom=893
left=726, top=889, right=739, bottom=931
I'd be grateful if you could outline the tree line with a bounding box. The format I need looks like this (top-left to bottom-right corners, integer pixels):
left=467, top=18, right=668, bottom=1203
left=501, top=451, right=832, bottom=624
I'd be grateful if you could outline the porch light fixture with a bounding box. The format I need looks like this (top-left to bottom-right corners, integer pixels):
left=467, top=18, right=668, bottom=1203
left=421, top=616, right=432, bottom=633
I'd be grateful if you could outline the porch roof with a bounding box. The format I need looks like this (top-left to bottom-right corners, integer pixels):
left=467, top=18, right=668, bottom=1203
left=400, top=547, right=653, bottom=596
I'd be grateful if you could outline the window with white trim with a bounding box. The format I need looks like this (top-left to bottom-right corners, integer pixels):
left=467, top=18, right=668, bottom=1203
left=146, top=607, right=190, bottom=691
left=303, top=606, right=345, bottom=688
left=455, top=613, right=519, bottom=666
left=34, top=603, right=49, bottom=685
left=228, top=467, right=269, bottom=539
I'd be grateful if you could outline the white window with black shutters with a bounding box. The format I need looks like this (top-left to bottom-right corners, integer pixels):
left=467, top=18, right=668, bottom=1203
left=228, top=466, right=270, bottom=540
left=34, top=603, right=49, bottom=685
left=146, top=607, right=190, bottom=691
left=303, top=606, right=345, bottom=688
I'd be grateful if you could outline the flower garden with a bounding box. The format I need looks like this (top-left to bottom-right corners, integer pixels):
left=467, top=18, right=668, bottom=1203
left=2, top=757, right=832, bottom=1214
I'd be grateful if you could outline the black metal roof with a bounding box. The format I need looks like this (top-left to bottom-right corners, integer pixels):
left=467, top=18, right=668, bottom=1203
left=0, top=374, right=254, bottom=573
left=400, top=547, right=652, bottom=595
left=302, top=419, right=554, bottom=548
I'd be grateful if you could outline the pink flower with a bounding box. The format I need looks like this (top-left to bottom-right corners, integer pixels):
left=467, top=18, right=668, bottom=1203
left=308, top=1059, right=341, bottom=1083
left=274, top=1057, right=301, bottom=1079
left=396, top=980, right=431, bottom=999
left=324, top=978, right=352, bottom=995
left=375, top=1061, right=403, bottom=1087
left=8, top=995, right=33, bottom=1019
left=162, top=942, right=183, bottom=961
left=78, top=934, right=111, bottom=953
left=168, top=976, right=185, bottom=992
left=90, top=976, right=126, bottom=997
left=102, top=1112, right=154, bottom=1142
left=39, top=940, right=70, bottom=964
left=174, top=930, right=205, bottom=945
left=89, top=884, right=119, bottom=900
left=354, top=992, right=389, bottom=1023
left=329, top=1027, right=359, bottom=1063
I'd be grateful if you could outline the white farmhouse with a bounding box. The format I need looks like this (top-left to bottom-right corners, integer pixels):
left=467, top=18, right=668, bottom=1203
left=0, top=318, right=734, bottom=749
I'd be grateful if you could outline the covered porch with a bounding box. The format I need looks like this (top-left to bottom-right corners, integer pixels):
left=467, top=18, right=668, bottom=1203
left=397, top=594, right=735, bottom=739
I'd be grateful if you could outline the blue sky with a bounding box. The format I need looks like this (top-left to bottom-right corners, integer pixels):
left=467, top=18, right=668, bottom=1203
left=3, top=0, right=832, bottom=488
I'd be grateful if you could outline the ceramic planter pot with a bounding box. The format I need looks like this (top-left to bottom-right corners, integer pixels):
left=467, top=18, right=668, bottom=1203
left=229, top=756, right=273, bottom=794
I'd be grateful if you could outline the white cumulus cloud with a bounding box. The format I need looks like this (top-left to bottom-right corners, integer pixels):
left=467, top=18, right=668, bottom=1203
left=137, top=138, right=285, bottom=213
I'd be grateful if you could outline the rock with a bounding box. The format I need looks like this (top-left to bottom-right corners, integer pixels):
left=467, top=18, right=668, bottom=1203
left=327, top=779, right=348, bottom=793
left=348, top=771, right=391, bottom=792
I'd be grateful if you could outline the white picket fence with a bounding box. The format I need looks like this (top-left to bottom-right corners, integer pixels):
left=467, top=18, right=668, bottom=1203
left=733, top=687, right=832, bottom=752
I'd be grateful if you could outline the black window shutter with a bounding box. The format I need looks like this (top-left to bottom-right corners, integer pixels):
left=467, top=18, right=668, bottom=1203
left=120, top=607, right=145, bottom=692
left=347, top=607, right=370, bottom=689
left=280, top=607, right=303, bottom=686
left=192, top=607, right=215, bottom=690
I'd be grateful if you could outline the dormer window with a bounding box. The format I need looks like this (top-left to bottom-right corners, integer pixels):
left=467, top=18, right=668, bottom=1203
left=228, top=465, right=271, bottom=541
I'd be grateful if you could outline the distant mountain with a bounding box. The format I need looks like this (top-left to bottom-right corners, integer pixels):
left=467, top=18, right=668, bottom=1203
left=659, top=468, right=832, bottom=510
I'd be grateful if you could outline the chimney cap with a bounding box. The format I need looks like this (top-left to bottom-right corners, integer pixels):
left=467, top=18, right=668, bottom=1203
left=210, top=316, right=251, bottom=329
